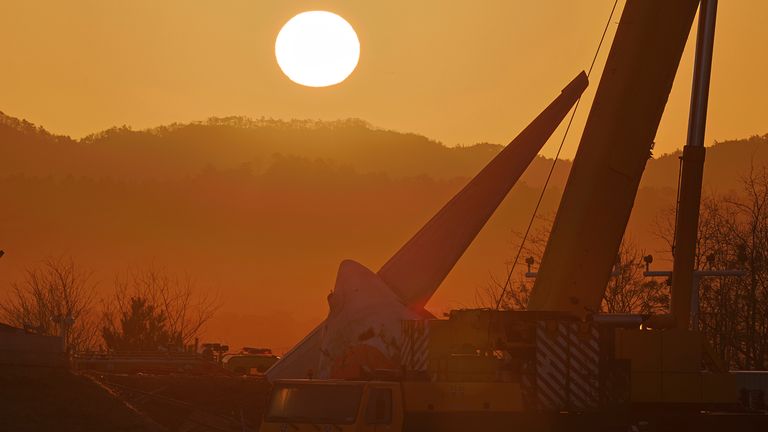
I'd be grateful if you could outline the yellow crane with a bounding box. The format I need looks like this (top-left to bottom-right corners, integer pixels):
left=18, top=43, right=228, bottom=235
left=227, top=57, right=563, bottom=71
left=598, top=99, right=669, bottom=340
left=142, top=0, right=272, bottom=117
left=260, top=1, right=768, bottom=430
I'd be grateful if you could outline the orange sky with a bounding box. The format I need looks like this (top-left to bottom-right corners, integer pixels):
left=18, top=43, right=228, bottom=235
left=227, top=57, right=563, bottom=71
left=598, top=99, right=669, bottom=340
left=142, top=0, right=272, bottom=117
left=1, top=1, right=766, bottom=158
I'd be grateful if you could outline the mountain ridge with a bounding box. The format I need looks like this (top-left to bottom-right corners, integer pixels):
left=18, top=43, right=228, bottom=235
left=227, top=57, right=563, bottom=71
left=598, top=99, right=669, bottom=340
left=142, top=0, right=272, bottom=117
left=3, top=111, right=765, bottom=192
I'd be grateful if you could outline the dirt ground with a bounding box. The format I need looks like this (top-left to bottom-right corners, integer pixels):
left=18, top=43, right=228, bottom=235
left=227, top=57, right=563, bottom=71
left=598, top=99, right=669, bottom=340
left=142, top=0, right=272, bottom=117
left=0, top=366, right=162, bottom=432
left=0, top=366, right=270, bottom=432
left=90, top=372, right=270, bottom=431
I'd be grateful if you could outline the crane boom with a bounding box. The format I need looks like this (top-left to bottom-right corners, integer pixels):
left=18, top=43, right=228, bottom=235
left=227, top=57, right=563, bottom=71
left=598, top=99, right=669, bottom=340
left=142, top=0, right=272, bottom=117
left=528, top=0, right=700, bottom=317
left=670, top=0, right=718, bottom=329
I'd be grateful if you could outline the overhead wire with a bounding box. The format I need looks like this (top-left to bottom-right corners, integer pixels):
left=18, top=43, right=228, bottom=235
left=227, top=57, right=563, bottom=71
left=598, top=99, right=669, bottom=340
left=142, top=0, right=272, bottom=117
left=494, top=0, right=621, bottom=310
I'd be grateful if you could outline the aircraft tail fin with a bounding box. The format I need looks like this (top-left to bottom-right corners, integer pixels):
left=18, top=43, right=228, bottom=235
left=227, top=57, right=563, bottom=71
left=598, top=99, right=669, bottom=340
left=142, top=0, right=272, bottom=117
left=378, top=72, right=588, bottom=308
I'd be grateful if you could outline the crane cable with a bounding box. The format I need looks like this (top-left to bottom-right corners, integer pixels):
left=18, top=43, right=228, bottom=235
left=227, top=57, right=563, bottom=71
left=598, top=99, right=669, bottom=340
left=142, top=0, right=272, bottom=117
left=671, top=155, right=684, bottom=254
left=494, top=0, right=621, bottom=310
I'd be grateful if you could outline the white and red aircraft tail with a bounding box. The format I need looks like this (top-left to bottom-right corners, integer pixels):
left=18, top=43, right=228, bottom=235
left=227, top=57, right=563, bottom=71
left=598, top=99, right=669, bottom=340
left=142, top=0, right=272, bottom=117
left=266, top=72, right=588, bottom=381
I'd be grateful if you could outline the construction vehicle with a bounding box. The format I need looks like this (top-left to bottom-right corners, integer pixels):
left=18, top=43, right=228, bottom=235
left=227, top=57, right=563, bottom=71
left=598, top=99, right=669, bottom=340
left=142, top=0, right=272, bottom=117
left=224, top=347, right=280, bottom=375
left=262, top=311, right=766, bottom=431
left=261, top=0, right=768, bottom=430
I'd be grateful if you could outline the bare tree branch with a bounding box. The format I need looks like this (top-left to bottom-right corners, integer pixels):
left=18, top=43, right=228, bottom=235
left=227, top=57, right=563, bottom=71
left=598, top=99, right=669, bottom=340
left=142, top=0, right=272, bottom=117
left=0, top=256, right=99, bottom=353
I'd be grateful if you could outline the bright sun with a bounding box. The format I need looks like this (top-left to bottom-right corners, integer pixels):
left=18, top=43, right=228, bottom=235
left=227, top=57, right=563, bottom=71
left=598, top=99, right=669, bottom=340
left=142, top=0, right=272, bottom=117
left=275, top=11, right=360, bottom=88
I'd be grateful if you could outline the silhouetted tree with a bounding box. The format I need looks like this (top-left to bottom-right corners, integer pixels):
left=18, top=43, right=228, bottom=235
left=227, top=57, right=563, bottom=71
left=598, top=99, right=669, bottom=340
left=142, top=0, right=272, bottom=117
left=483, top=218, right=668, bottom=314
left=477, top=216, right=551, bottom=311
left=656, top=165, right=768, bottom=369
left=102, top=296, right=180, bottom=351
left=1, top=257, right=98, bottom=352
left=101, top=266, right=219, bottom=351
left=601, top=240, right=668, bottom=314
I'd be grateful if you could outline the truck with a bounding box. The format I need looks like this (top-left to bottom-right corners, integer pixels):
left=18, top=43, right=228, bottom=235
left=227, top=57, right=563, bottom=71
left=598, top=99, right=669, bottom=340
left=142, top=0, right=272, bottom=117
left=261, top=379, right=767, bottom=431
left=260, top=310, right=768, bottom=431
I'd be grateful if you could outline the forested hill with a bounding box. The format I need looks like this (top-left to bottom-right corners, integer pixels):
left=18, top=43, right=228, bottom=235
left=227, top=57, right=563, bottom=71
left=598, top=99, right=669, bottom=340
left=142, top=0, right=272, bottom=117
left=0, top=112, right=567, bottom=186
left=2, top=111, right=765, bottom=192
left=1, top=111, right=765, bottom=352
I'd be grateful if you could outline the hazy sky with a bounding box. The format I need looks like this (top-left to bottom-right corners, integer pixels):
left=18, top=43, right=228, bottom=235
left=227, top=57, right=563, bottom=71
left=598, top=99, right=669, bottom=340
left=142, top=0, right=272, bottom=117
left=1, top=1, right=766, bottom=158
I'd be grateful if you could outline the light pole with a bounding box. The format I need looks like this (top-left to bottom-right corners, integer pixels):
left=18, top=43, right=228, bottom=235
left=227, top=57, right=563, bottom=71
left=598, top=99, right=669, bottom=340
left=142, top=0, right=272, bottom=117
left=524, top=256, right=620, bottom=278
left=643, top=254, right=746, bottom=330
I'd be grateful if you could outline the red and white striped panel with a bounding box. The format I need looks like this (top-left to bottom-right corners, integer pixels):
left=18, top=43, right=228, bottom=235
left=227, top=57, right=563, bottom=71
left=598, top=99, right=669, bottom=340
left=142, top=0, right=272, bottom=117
left=401, top=320, right=430, bottom=371
left=534, top=321, right=601, bottom=411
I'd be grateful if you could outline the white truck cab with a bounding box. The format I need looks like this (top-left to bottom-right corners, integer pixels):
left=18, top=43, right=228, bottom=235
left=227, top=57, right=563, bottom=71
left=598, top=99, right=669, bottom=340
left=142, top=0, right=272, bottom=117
left=260, top=379, right=402, bottom=432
